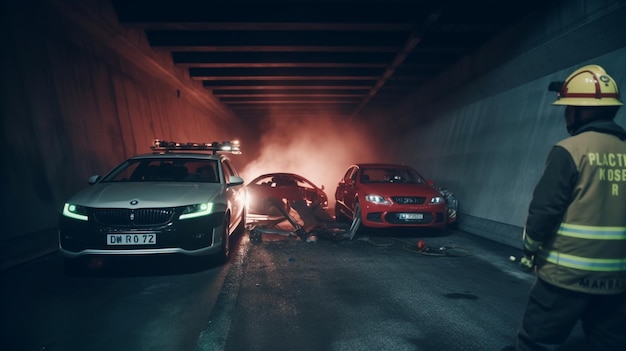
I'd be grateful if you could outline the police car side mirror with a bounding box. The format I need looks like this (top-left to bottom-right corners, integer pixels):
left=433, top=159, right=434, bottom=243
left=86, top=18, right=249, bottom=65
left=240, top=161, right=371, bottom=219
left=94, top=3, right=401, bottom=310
left=88, top=175, right=101, bottom=185
left=228, top=175, right=245, bottom=186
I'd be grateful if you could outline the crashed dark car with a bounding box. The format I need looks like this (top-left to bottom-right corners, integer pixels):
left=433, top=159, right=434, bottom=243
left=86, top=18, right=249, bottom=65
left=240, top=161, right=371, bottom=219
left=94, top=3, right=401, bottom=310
left=246, top=172, right=328, bottom=223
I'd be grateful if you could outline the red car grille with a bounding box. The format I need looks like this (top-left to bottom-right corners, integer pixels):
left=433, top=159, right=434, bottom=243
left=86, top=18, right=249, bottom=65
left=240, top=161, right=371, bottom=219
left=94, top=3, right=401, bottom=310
left=392, top=196, right=426, bottom=204
left=93, top=208, right=175, bottom=226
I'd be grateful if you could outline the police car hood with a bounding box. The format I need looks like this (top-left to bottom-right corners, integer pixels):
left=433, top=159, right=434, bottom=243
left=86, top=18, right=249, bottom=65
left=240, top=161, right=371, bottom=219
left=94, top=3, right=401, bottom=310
left=68, top=182, right=225, bottom=208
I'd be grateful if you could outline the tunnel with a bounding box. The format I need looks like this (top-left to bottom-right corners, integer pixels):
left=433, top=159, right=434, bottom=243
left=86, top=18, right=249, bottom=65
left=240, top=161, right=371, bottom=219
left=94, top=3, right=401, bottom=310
left=2, top=0, right=626, bottom=269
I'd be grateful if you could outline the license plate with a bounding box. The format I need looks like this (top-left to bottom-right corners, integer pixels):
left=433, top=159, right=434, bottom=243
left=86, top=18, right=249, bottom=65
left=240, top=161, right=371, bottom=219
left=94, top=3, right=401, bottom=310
left=399, top=213, right=423, bottom=220
left=107, top=234, right=156, bottom=245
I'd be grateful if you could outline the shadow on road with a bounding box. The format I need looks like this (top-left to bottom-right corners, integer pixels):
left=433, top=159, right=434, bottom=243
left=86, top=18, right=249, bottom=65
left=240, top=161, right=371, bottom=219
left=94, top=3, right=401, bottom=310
left=62, top=255, right=221, bottom=277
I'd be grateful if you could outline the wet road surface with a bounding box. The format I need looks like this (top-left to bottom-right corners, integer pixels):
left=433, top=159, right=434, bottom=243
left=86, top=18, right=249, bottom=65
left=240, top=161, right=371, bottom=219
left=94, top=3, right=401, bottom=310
left=0, top=229, right=585, bottom=351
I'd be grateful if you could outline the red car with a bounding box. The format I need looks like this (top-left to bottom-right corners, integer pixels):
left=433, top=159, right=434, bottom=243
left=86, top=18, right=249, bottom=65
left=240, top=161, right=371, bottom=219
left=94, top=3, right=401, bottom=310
left=334, top=163, right=449, bottom=232
left=246, top=173, right=329, bottom=223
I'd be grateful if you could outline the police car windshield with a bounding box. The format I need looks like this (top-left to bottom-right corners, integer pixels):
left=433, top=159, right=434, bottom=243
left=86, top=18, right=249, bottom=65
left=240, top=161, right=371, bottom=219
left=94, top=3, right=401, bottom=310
left=101, top=158, right=220, bottom=183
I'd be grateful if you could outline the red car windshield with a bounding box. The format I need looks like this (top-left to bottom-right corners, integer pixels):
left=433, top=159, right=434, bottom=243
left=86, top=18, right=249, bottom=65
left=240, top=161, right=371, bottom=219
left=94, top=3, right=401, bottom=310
left=360, top=168, right=425, bottom=184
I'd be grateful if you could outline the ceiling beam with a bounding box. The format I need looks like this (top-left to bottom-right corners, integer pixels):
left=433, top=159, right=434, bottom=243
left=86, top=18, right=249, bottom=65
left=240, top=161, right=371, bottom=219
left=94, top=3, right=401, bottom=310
left=351, top=9, right=443, bottom=118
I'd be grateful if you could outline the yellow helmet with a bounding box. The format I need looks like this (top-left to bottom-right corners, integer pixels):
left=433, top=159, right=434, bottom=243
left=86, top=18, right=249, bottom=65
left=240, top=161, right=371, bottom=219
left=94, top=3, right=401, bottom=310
left=553, top=64, right=623, bottom=106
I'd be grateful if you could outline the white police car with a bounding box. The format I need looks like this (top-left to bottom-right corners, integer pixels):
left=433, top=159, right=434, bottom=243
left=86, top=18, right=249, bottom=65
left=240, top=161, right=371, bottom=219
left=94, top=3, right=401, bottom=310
left=58, top=140, right=247, bottom=266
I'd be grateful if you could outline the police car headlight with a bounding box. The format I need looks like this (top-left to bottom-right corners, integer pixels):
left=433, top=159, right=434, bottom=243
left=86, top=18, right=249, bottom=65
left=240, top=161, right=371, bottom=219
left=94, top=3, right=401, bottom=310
left=365, top=194, right=392, bottom=205
left=180, top=202, right=214, bottom=219
left=63, top=203, right=88, bottom=221
left=429, top=196, right=445, bottom=205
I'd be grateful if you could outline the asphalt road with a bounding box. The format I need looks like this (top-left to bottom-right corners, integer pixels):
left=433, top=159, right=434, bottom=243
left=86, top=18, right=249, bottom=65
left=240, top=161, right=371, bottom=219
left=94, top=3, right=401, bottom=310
left=0, top=228, right=586, bottom=351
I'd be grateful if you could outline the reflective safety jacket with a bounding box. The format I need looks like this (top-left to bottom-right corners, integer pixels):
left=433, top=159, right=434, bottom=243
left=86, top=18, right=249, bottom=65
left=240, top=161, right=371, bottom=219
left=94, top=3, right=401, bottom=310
left=524, top=120, right=626, bottom=295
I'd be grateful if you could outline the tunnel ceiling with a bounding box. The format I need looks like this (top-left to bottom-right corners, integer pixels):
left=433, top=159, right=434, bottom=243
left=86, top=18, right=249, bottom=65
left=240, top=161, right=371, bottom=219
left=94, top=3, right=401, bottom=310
left=110, top=0, right=543, bottom=121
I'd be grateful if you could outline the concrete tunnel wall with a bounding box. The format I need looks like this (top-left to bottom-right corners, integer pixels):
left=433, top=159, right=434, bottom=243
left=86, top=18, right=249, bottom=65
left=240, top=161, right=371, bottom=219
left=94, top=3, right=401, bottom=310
left=2, top=0, right=626, bottom=268
left=390, top=0, right=626, bottom=247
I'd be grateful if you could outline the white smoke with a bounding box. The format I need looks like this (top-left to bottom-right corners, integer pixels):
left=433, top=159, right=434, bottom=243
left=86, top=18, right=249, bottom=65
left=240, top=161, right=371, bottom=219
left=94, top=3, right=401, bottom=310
left=239, top=112, right=382, bottom=207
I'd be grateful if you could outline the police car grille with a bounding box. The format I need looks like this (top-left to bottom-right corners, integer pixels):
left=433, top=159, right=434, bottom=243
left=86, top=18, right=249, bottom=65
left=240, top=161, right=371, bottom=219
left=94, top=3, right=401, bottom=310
left=392, top=196, right=426, bottom=204
left=93, top=208, right=175, bottom=226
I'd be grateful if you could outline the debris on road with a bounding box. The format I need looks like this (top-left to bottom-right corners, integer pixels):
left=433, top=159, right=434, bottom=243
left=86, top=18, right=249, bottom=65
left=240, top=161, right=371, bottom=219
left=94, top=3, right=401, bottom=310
left=247, top=197, right=350, bottom=243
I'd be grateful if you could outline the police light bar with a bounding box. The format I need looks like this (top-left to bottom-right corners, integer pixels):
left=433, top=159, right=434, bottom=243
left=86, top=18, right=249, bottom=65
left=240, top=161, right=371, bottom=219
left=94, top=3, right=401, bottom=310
left=151, top=139, right=241, bottom=155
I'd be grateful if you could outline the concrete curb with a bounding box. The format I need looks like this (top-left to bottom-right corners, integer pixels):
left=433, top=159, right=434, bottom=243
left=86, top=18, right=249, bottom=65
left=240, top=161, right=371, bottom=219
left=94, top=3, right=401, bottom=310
left=457, top=214, right=523, bottom=248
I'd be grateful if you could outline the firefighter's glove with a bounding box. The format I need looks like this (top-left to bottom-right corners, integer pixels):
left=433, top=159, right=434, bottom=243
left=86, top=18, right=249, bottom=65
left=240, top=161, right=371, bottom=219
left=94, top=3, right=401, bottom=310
left=519, top=255, right=535, bottom=273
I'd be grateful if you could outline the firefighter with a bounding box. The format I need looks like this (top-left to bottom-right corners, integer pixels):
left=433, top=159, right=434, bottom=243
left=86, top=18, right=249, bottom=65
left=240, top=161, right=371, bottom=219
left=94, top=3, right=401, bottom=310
left=517, top=64, right=626, bottom=350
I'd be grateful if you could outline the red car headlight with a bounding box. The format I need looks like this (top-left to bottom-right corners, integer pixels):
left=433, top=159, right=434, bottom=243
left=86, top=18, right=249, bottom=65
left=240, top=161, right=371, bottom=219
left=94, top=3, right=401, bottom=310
left=429, top=196, right=445, bottom=205
left=365, top=194, right=392, bottom=205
